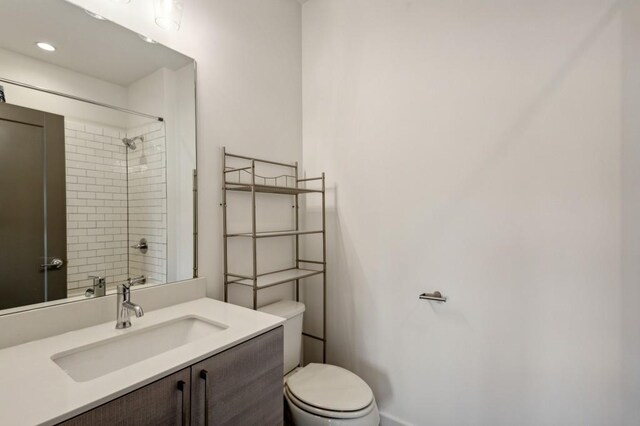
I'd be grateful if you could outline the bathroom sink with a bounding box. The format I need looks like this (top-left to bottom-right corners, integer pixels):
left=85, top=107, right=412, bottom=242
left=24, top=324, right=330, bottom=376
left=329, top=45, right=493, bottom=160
left=52, top=316, right=228, bottom=382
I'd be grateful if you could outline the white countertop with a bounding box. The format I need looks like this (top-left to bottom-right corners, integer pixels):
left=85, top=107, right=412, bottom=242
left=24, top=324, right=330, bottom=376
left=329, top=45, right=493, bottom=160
left=0, top=298, right=284, bottom=426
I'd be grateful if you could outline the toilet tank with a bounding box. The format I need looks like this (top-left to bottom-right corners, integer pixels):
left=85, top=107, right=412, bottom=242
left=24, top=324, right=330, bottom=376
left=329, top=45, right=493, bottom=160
left=259, top=300, right=305, bottom=374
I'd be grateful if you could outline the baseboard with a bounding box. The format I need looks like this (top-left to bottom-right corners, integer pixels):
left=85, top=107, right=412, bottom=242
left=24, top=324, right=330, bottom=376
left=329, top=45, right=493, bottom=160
left=380, top=411, right=414, bottom=426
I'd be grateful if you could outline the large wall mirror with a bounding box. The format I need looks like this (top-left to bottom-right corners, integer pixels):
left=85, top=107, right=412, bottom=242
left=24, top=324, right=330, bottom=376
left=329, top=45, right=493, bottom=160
left=0, top=0, right=197, bottom=314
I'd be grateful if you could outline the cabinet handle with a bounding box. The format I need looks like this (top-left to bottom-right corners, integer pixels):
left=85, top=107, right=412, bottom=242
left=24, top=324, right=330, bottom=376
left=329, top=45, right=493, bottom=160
left=177, top=380, right=187, bottom=426
left=200, top=369, right=209, bottom=426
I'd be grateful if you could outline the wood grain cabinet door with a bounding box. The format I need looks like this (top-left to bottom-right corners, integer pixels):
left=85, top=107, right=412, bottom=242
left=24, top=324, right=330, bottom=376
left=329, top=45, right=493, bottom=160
left=59, top=367, right=191, bottom=426
left=191, top=327, right=284, bottom=426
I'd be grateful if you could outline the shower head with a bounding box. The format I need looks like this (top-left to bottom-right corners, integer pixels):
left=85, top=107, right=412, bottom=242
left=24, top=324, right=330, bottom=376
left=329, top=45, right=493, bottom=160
left=122, top=135, right=143, bottom=150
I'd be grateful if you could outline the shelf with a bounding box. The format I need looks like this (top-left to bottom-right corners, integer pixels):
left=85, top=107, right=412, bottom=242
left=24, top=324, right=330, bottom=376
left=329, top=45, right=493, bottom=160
left=224, top=182, right=322, bottom=195
left=222, top=148, right=327, bottom=362
left=226, top=230, right=323, bottom=238
left=228, top=268, right=324, bottom=289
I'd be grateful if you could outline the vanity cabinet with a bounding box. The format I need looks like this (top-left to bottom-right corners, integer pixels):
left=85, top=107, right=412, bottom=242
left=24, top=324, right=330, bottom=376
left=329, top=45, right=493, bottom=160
left=60, top=368, right=191, bottom=425
left=191, top=325, right=283, bottom=425
left=59, top=327, right=283, bottom=426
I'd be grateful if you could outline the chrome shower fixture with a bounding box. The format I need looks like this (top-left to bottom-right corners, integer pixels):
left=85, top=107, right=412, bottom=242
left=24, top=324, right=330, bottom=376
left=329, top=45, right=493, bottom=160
left=122, top=135, right=143, bottom=150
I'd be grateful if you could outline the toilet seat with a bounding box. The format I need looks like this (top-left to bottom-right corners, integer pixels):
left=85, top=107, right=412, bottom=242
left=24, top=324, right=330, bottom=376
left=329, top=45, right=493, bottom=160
left=285, top=363, right=375, bottom=418
left=285, top=386, right=376, bottom=420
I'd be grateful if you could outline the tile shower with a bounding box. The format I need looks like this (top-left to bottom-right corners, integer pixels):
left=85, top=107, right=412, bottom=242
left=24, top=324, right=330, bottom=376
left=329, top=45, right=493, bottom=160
left=126, top=123, right=168, bottom=285
left=64, top=119, right=167, bottom=294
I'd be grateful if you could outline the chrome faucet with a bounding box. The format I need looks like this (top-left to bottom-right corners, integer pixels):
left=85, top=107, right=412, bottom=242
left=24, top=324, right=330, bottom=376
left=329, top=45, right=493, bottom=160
left=85, top=275, right=106, bottom=298
left=116, top=282, right=144, bottom=329
left=128, top=275, right=146, bottom=286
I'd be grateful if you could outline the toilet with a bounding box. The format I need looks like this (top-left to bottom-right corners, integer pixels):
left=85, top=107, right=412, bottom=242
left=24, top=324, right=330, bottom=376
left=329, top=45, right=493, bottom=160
left=259, top=300, right=380, bottom=426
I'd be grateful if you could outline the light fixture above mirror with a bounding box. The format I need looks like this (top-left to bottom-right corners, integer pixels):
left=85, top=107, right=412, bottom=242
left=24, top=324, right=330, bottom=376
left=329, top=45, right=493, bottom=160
left=154, top=0, right=185, bottom=31
left=106, top=0, right=186, bottom=31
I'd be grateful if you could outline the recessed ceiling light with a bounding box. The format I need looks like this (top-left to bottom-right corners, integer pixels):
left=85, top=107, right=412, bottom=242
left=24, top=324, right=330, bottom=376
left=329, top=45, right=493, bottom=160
left=36, top=42, right=56, bottom=52
left=85, top=10, right=107, bottom=20
left=138, top=34, right=158, bottom=44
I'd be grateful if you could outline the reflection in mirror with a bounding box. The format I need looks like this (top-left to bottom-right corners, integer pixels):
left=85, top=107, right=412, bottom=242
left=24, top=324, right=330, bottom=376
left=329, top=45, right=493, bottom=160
left=0, top=0, right=196, bottom=314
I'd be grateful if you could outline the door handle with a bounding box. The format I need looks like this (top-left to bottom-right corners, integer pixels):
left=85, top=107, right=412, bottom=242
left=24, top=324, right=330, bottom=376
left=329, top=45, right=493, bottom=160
left=200, top=369, right=209, bottom=426
left=177, top=380, right=188, bottom=426
left=41, top=258, right=64, bottom=269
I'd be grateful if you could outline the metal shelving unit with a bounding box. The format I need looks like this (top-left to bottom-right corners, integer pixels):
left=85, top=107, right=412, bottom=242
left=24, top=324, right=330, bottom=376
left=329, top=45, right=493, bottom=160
left=222, top=148, right=327, bottom=362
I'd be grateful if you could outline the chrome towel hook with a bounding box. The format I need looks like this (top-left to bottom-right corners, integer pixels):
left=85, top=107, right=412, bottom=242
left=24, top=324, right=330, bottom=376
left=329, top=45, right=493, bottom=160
left=419, top=291, right=447, bottom=302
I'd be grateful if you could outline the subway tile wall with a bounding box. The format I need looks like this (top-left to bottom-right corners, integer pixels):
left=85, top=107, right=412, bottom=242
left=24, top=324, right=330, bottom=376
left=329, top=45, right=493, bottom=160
left=64, top=120, right=167, bottom=293
left=126, top=122, right=167, bottom=284
left=64, top=120, right=129, bottom=291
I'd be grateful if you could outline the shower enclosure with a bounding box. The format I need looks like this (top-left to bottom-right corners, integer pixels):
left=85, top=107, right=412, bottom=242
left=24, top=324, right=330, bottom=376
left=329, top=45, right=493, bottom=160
left=64, top=116, right=168, bottom=296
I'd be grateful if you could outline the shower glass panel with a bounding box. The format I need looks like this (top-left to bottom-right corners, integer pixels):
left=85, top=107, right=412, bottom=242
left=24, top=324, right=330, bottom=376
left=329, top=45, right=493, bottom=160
left=124, top=123, right=168, bottom=286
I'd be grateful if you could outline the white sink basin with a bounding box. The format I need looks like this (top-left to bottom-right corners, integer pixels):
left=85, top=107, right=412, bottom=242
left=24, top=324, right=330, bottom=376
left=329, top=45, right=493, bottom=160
left=52, top=316, right=228, bottom=382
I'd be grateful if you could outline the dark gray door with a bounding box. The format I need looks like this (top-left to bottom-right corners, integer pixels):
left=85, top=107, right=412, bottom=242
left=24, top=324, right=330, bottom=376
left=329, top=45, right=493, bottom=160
left=190, top=327, right=284, bottom=426
left=59, top=367, right=191, bottom=425
left=0, top=103, right=66, bottom=310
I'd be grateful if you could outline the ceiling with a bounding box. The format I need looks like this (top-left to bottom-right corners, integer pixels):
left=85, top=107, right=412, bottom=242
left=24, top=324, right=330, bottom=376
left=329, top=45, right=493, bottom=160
left=0, top=0, right=193, bottom=86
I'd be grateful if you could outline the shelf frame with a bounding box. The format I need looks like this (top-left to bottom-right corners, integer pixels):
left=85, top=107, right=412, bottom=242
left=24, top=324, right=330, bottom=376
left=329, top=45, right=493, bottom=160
left=221, top=147, right=327, bottom=363
left=225, top=267, right=324, bottom=290
left=225, top=229, right=324, bottom=238
left=224, top=181, right=323, bottom=195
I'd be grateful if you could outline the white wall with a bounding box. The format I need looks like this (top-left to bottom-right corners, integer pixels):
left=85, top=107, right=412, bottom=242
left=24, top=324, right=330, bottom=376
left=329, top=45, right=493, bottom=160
left=0, top=47, right=129, bottom=127
left=68, top=0, right=303, bottom=299
left=622, top=1, right=640, bottom=424
left=172, top=64, right=197, bottom=281
left=302, top=0, right=627, bottom=424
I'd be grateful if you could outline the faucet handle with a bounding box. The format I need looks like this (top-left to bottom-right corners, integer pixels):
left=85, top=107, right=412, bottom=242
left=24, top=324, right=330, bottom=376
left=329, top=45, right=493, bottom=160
left=88, top=275, right=106, bottom=287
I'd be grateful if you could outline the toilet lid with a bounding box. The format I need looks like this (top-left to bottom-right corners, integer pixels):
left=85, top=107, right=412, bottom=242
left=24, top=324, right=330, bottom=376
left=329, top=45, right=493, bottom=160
left=286, top=363, right=374, bottom=412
